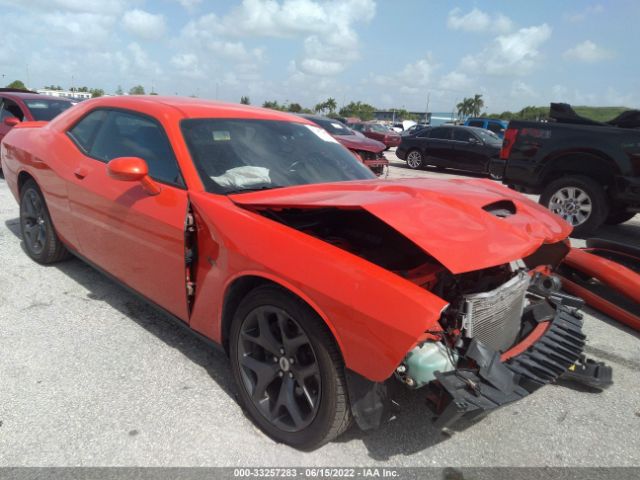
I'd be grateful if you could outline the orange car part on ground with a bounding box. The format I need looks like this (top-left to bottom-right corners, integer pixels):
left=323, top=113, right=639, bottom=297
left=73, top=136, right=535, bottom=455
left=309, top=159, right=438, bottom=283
left=560, top=247, right=640, bottom=332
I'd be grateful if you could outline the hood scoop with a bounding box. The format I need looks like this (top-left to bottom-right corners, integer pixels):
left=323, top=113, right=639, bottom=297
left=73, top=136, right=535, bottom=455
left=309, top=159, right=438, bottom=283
left=483, top=200, right=516, bottom=218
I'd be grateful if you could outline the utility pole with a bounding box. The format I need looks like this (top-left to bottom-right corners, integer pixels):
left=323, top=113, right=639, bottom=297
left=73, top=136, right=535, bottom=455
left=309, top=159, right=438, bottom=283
left=425, top=91, right=430, bottom=124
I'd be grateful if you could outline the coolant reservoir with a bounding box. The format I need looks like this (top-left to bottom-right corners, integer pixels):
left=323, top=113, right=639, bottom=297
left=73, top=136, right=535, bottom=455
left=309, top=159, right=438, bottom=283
left=403, top=341, right=457, bottom=388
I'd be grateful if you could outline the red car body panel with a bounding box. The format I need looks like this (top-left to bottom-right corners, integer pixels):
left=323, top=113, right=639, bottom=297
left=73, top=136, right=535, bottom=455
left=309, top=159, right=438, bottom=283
left=350, top=122, right=402, bottom=148
left=230, top=179, right=571, bottom=274
left=0, top=96, right=573, bottom=382
left=560, top=247, right=640, bottom=331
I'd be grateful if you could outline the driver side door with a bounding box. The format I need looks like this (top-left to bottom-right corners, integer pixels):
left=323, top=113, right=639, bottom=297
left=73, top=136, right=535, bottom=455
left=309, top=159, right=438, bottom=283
left=64, top=108, right=191, bottom=321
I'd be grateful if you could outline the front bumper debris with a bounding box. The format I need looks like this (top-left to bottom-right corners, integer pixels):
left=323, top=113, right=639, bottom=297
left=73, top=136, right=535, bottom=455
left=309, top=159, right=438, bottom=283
left=425, top=300, right=610, bottom=430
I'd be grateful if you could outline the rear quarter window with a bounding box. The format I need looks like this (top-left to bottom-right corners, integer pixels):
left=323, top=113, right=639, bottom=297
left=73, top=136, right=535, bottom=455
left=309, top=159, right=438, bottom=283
left=67, top=110, right=108, bottom=152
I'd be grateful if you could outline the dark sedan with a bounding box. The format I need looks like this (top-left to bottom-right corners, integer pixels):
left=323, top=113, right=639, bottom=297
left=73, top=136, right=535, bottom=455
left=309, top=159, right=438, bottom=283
left=396, top=125, right=503, bottom=177
left=349, top=122, right=401, bottom=149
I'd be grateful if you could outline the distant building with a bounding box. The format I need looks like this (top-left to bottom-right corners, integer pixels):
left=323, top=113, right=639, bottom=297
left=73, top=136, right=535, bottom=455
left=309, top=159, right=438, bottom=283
left=37, top=89, right=92, bottom=100
left=373, top=110, right=431, bottom=124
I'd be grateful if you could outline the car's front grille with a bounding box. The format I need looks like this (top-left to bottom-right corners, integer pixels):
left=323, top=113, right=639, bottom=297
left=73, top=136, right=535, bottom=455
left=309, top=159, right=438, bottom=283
left=461, top=272, right=530, bottom=352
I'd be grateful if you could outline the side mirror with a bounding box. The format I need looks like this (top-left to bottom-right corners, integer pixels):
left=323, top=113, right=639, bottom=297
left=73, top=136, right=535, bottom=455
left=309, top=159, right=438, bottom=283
left=107, top=157, right=161, bottom=195
left=4, top=117, right=20, bottom=127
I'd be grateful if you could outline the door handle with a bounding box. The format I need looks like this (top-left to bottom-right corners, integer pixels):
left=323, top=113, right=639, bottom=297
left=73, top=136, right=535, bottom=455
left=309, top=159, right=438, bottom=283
left=73, top=167, right=88, bottom=179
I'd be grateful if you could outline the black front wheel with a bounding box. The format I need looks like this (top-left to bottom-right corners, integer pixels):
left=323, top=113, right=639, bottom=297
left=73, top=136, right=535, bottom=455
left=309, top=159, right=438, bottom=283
left=230, top=285, right=351, bottom=450
left=19, top=179, right=71, bottom=264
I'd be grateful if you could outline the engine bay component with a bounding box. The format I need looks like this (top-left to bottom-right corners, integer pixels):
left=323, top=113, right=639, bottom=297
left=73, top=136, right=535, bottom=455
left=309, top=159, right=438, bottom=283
left=426, top=298, right=590, bottom=430
left=397, top=341, right=457, bottom=389
left=460, top=271, right=530, bottom=352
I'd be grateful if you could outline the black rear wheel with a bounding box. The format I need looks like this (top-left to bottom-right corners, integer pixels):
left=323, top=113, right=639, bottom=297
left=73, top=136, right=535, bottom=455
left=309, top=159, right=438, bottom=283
left=230, top=285, right=351, bottom=450
left=19, top=179, right=71, bottom=264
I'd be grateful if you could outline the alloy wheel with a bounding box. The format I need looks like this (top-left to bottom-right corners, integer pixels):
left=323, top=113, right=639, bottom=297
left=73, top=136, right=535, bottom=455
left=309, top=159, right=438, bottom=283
left=21, top=189, right=47, bottom=255
left=237, top=305, right=321, bottom=433
left=406, top=151, right=422, bottom=169
left=549, top=186, right=593, bottom=226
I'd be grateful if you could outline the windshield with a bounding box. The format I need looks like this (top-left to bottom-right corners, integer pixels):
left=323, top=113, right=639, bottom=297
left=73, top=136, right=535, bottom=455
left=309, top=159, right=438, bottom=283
left=24, top=99, right=72, bottom=121
left=475, top=129, right=502, bottom=144
left=368, top=124, right=389, bottom=133
left=181, top=119, right=375, bottom=194
left=312, top=117, right=353, bottom=136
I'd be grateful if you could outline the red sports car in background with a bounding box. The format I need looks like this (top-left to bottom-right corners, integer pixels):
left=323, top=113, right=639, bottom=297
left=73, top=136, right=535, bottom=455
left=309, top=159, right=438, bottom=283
left=349, top=121, right=402, bottom=149
left=0, top=89, right=73, bottom=146
left=1, top=96, right=599, bottom=449
left=300, top=114, right=388, bottom=175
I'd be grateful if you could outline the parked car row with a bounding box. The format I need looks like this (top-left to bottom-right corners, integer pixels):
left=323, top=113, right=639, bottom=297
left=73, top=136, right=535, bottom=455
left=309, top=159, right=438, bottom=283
left=299, top=114, right=388, bottom=175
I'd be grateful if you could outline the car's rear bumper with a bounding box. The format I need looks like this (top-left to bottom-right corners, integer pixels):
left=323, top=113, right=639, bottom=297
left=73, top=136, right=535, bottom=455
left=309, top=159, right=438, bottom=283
left=425, top=300, right=587, bottom=429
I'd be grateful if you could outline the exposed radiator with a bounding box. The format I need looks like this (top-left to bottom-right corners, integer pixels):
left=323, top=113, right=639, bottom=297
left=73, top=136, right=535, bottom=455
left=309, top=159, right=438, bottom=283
left=461, top=272, right=530, bottom=352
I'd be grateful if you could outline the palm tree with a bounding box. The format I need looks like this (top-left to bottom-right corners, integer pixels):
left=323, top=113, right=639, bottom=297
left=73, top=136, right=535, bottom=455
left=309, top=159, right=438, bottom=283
left=471, top=94, right=484, bottom=117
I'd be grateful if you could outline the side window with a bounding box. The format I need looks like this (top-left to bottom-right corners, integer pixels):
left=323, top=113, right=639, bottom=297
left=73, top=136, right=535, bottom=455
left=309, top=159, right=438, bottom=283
left=429, top=128, right=451, bottom=140
left=1, top=99, right=24, bottom=121
left=468, top=120, right=484, bottom=128
left=487, top=123, right=504, bottom=134
left=68, top=110, right=108, bottom=152
left=454, top=129, right=476, bottom=142
left=351, top=124, right=363, bottom=131
left=417, top=128, right=430, bottom=138
left=89, top=110, right=184, bottom=187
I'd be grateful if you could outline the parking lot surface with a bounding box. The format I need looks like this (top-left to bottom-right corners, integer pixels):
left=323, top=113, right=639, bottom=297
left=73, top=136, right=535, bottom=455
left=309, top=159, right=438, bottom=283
left=1, top=154, right=639, bottom=467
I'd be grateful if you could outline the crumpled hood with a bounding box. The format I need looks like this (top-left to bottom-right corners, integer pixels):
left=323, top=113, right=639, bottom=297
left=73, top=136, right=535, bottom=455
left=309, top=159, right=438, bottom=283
left=230, top=178, right=572, bottom=274
left=334, top=134, right=386, bottom=152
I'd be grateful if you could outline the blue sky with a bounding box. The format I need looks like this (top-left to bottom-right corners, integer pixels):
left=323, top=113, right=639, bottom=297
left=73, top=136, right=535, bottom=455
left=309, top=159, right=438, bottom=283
left=0, top=0, right=637, bottom=113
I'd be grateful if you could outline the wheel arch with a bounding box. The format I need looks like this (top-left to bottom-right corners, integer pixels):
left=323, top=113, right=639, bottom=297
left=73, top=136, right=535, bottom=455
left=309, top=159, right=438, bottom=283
left=17, top=170, right=37, bottom=193
left=220, top=273, right=345, bottom=361
left=541, top=151, right=620, bottom=189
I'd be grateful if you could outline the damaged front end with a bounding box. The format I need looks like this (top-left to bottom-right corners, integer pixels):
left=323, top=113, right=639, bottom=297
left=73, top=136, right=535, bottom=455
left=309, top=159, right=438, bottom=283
left=383, top=263, right=611, bottom=431
left=350, top=257, right=612, bottom=432
left=229, top=180, right=613, bottom=432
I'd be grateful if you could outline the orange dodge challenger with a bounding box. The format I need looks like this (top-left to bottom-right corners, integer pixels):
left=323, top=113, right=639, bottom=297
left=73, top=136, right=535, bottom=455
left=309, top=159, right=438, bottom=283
left=1, top=96, right=598, bottom=449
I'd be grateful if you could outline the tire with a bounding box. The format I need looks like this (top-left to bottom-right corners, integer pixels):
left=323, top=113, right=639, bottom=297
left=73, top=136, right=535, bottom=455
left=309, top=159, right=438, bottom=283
left=229, top=285, right=351, bottom=450
left=19, top=179, right=71, bottom=264
left=405, top=149, right=423, bottom=169
left=605, top=208, right=635, bottom=225
left=539, top=175, right=609, bottom=238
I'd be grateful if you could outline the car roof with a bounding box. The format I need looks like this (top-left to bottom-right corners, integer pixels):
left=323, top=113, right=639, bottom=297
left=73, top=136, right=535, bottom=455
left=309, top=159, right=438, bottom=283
left=0, top=91, right=48, bottom=101
left=80, top=95, right=311, bottom=123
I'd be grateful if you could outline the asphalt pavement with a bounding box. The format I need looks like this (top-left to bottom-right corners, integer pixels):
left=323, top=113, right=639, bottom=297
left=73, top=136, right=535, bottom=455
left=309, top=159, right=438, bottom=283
left=1, top=157, right=639, bottom=467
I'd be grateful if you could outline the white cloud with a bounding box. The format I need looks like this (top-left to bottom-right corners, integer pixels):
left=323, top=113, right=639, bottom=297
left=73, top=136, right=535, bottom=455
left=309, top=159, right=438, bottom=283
left=175, top=0, right=201, bottom=10
left=461, top=24, right=552, bottom=75
left=447, top=7, right=513, bottom=34
left=563, top=40, right=614, bottom=63
left=187, top=0, right=376, bottom=77
left=372, top=55, right=438, bottom=95
left=510, top=80, right=537, bottom=99
left=566, top=4, right=604, bottom=22
left=122, top=9, right=166, bottom=40
left=0, top=0, right=126, bottom=14
left=438, top=71, right=473, bottom=92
